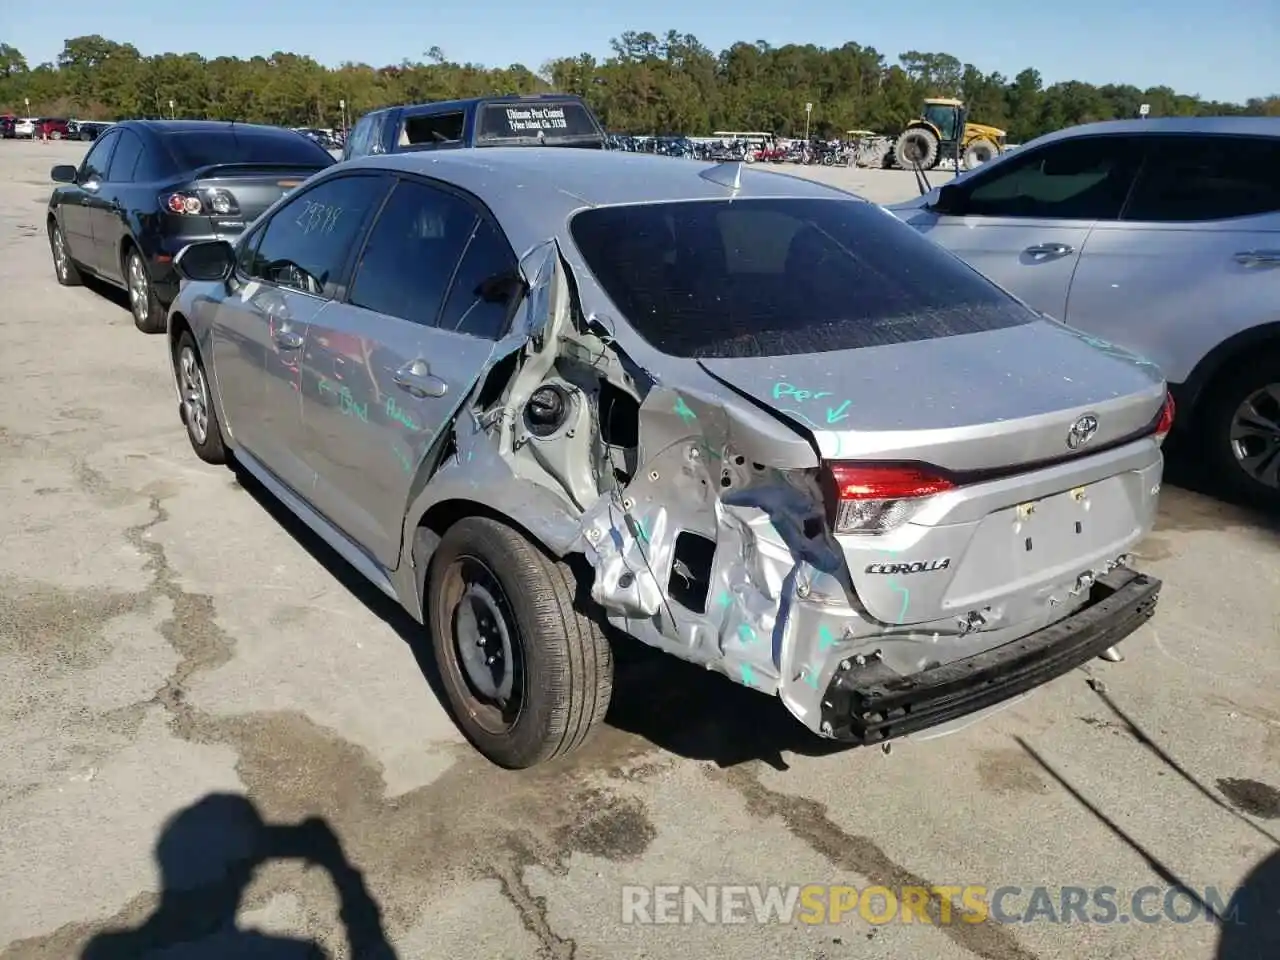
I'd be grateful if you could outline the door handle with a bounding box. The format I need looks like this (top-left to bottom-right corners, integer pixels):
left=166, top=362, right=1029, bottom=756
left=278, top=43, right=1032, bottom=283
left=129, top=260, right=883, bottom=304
left=1024, top=243, right=1074, bottom=260
left=1235, top=250, right=1280, bottom=268
left=393, top=359, right=448, bottom=398
left=271, top=327, right=304, bottom=349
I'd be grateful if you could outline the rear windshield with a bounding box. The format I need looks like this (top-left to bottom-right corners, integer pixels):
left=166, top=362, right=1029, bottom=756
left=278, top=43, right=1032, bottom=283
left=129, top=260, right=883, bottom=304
left=476, top=100, right=600, bottom=141
left=164, top=129, right=334, bottom=171
left=570, top=197, right=1033, bottom=358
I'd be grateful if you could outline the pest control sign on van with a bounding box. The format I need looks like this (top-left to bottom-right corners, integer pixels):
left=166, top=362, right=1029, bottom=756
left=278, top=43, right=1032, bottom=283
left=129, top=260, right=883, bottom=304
left=476, top=100, right=602, bottom=141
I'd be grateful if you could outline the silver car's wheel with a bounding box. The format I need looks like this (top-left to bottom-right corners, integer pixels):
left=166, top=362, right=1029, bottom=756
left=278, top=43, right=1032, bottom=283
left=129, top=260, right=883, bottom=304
left=173, top=330, right=227, bottom=465
left=1229, top=382, right=1280, bottom=490
left=178, top=344, right=210, bottom=445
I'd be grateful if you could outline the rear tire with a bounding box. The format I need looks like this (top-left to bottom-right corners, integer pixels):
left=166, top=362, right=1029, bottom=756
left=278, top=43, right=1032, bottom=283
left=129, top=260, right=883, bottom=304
left=173, top=330, right=228, bottom=465
left=125, top=247, right=166, bottom=334
left=49, top=220, right=83, bottom=287
left=894, top=127, right=939, bottom=170
left=1199, top=353, right=1280, bottom=508
left=963, top=138, right=998, bottom=170
left=428, top=517, right=613, bottom=769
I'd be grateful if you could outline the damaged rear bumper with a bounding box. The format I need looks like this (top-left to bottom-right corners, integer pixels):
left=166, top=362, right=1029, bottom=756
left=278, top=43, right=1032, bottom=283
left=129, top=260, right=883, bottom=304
left=818, top=566, right=1160, bottom=744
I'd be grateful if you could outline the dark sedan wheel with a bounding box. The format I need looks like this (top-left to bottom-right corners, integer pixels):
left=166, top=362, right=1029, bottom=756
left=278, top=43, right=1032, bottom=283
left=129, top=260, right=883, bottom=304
left=48, top=221, right=82, bottom=286
left=1202, top=354, right=1280, bottom=506
left=173, top=330, right=227, bottom=465
left=126, top=248, right=166, bottom=334
left=428, top=517, right=613, bottom=769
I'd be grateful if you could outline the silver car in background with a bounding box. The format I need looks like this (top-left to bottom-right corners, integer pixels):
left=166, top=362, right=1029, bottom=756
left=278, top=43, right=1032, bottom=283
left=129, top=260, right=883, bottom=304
left=164, top=149, right=1172, bottom=768
left=889, top=117, right=1280, bottom=506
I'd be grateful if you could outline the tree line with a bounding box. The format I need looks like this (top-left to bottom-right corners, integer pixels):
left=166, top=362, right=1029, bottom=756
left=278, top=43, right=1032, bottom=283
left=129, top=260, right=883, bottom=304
left=2, top=32, right=1277, bottom=143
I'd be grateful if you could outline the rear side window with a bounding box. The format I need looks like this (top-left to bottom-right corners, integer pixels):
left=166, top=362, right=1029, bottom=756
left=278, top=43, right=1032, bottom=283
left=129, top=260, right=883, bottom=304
left=475, top=100, right=600, bottom=141
left=400, top=112, right=465, bottom=148
left=106, top=130, right=143, bottom=182
left=437, top=218, right=520, bottom=339
left=961, top=136, right=1142, bottom=220
left=164, top=129, right=333, bottom=171
left=1123, top=135, right=1280, bottom=222
left=571, top=198, right=1033, bottom=359
left=348, top=178, right=478, bottom=325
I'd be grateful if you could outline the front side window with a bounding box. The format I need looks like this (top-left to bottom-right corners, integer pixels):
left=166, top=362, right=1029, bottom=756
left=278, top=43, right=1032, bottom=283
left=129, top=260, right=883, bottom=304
left=344, top=114, right=376, bottom=159
left=960, top=136, right=1142, bottom=220
left=347, top=178, right=478, bottom=325
left=1123, top=135, right=1280, bottom=222
left=571, top=197, right=1032, bottom=359
left=243, top=174, right=388, bottom=296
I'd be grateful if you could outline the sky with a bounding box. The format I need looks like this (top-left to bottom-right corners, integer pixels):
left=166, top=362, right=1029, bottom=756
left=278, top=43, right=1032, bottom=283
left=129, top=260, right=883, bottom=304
left=3, top=0, right=1277, bottom=104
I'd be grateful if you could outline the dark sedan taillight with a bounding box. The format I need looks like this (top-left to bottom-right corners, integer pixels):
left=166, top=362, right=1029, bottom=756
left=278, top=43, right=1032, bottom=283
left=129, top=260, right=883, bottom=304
left=161, top=188, right=240, bottom=216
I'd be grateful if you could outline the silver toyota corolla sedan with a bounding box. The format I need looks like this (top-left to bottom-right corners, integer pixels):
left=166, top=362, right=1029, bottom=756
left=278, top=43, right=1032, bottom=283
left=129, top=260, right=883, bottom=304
left=164, top=148, right=1173, bottom=769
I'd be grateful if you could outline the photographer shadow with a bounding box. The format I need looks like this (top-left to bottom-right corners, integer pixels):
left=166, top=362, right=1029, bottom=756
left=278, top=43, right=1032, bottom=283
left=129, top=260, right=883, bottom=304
left=81, top=793, right=396, bottom=960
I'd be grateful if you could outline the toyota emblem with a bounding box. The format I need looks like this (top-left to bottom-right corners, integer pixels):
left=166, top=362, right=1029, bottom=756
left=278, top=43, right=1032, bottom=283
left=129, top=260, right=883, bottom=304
left=1067, top=413, right=1099, bottom=449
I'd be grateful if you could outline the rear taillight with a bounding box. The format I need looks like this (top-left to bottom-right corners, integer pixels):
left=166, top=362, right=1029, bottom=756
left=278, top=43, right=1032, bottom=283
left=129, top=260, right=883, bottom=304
left=819, top=462, right=955, bottom=535
left=1154, top=392, right=1175, bottom=444
left=161, top=188, right=239, bottom=217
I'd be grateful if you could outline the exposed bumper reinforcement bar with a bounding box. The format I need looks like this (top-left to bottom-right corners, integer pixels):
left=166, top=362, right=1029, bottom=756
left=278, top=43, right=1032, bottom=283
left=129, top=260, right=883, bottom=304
left=819, top=566, right=1160, bottom=744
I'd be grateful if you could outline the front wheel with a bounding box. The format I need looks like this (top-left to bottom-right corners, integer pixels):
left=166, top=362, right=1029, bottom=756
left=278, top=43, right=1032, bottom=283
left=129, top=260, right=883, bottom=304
left=173, top=330, right=228, bottom=465
left=49, top=130, right=62, bottom=141
left=428, top=517, right=613, bottom=769
left=48, top=220, right=82, bottom=286
left=1200, top=354, right=1280, bottom=507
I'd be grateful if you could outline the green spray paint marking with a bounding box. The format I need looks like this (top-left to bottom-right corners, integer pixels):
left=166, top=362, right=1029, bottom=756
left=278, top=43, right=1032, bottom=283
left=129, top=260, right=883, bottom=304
left=390, top=442, right=413, bottom=475
left=825, top=400, right=851, bottom=424
left=716, top=590, right=732, bottom=609
left=673, top=397, right=697, bottom=424
left=818, top=624, right=836, bottom=650
left=317, top=377, right=368, bottom=422
left=772, top=383, right=832, bottom=403
left=741, top=662, right=757, bottom=687
left=385, top=396, right=421, bottom=431
left=737, top=623, right=757, bottom=645
left=804, top=667, right=821, bottom=689
left=887, top=578, right=911, bottom=623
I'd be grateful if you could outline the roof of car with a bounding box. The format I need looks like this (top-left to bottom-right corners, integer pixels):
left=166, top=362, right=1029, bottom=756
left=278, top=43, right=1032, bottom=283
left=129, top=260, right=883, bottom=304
left=126, top=119, right=303, bottom=136
left=1025, top=115, right=1280, bottom=148
left=342, top=148, right=864, bottom=254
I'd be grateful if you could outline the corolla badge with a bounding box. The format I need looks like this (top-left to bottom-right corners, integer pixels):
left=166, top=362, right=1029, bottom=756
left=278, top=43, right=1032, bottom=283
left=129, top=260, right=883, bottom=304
left=1067, top=413, right=1099, bottom=449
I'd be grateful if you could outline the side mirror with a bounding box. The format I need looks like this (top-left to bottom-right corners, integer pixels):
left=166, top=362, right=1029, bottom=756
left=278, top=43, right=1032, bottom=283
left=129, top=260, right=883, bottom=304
left=50, top=164, right=77, bottom=184
left=933, top=182, right=966, bottom=216
left=174, top=240, right=235, bottom=283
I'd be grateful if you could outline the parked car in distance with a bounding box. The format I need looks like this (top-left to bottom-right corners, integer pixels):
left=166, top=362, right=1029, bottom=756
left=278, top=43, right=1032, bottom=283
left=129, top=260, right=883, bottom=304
left=888, top=116, right=1280, bottom=506
left=14, top=117, right=38, bottom=138
left=37, top=118, right=71, bottom=140
left=70, top=119, right=114, bottom=141
left=164, top=148, right=1171, bottom=769
left=0, top=115, right=15, bottom=139
left=341, top=94, right=606, bottom=161
left=47, top=119, right=335, bottom=333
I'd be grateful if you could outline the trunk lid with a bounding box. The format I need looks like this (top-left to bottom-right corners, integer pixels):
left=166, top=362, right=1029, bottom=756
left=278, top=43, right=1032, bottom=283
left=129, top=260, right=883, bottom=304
left=191, top=163, right=323, bottom=234
left=699, top=320, right=1167, bottom=626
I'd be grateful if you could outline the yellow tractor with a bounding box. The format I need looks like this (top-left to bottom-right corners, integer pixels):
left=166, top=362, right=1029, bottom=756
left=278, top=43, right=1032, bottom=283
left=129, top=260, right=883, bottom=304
left=892, top=98, right=1007, bottom=171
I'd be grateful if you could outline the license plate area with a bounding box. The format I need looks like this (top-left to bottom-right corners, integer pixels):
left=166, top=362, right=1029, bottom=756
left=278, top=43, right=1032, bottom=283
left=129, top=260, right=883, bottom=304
left=943, top=475, right=1143, bottom=608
